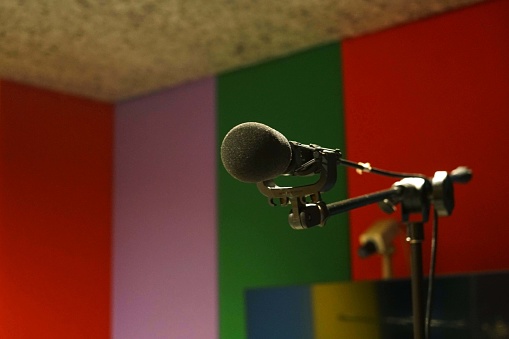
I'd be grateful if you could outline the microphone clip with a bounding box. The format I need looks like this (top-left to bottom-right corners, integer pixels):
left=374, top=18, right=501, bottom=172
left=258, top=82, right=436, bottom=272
left=256, top=144, right=341, bottom=229
left=285, top=142, right=341, bottom=177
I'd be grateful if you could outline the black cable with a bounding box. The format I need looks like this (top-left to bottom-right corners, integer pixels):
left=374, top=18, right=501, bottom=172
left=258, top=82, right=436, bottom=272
left=425, top=208, right=439, bottom=339
left=339, top=158, right=428, bottom=180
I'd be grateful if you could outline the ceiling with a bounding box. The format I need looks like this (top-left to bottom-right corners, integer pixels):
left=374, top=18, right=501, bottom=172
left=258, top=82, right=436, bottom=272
left=0, top=0, right=484, bottom=102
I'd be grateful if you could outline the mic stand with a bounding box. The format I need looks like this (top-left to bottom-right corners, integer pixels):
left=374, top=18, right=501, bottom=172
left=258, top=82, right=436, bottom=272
left=407, top=221, right=425, bottom=339
left=301, top=177, right=432, bottom=339
left=257, top=165, right=471, bottom=339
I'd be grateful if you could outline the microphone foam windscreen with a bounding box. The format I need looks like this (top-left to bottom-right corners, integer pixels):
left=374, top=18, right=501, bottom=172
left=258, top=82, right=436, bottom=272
left=221, top=122, right=292, bottom=183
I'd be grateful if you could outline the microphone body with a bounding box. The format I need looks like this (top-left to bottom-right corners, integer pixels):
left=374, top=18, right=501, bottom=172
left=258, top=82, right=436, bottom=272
left=220, top=122, right=292, bottom=183
left=221, top=122, right=340, bottom=183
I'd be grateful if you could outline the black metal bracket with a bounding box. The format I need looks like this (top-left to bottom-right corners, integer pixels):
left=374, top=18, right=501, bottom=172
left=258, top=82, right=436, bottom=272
left=256, top=143, right=341, bottom=229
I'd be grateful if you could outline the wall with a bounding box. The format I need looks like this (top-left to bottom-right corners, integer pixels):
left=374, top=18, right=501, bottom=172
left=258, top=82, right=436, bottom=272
left=0, top=80, right=113, bottom=338
left=113, top=79, right=217, bottom=338
left=217, top=43, right=350, bottom=339
left=343, top=0, right=509, bottom=280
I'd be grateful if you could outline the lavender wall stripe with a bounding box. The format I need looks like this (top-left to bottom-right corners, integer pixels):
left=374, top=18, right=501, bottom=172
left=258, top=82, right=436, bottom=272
left=113, top=78, right=217, bottom=339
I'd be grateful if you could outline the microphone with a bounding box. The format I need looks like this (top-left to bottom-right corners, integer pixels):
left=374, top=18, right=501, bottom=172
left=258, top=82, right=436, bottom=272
left=220, top=122, right=292, bottom=183
left=221, top=122, right=341, bottom=183
left=221, top=122, right=472, bottom=230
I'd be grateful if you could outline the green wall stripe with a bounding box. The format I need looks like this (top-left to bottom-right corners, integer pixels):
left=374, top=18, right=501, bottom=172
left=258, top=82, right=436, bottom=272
left=217, top=42, right=350, bottom=339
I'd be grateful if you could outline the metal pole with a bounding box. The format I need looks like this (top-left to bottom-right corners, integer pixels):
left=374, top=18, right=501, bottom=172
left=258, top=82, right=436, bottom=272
left=407, top=222, right=425, bottom=339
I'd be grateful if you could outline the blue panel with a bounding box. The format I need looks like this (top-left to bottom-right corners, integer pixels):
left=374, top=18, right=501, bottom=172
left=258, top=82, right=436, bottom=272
left=246, top=286, right=313, bottom=339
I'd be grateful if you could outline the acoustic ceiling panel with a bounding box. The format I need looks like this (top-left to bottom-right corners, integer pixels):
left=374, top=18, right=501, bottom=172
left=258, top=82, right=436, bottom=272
left=0, top=0, right=484, bottom=101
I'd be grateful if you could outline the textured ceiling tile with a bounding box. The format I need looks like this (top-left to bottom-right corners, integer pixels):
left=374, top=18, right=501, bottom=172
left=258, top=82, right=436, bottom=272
left=0, top=0, right=485, bottom=101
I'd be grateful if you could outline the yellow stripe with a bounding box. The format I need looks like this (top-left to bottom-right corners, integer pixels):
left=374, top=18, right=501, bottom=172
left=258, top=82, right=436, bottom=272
left=311, top=282, right=381, bottom=338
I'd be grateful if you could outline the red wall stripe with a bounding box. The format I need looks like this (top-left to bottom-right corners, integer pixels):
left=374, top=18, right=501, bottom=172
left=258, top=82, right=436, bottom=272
left=0, top=80, right=113, bottom=338
left=342, top=0, right=509, bottom=280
